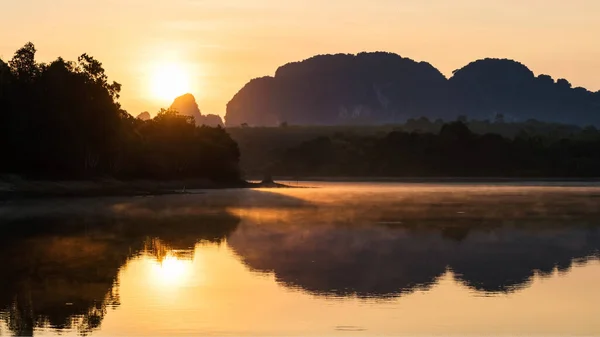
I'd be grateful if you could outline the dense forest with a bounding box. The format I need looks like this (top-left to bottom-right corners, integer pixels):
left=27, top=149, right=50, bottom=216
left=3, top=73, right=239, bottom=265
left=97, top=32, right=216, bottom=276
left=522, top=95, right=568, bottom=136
left=259, top=121, right=600, bottom=178
left=226, top=52, right=600, bottom=126
left=0, top=43, right=240, bottom=182
left=227, top=119, right=598, bottom=177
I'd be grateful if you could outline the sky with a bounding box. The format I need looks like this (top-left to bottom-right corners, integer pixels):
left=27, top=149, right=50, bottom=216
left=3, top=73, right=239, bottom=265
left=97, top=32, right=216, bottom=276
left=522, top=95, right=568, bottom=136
left=2, top=0, right=600, bottom=117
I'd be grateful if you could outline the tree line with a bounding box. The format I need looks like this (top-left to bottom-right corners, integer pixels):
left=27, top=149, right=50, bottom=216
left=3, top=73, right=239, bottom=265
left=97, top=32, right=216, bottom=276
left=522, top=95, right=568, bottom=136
left=267, top=121, right=600, bottom=178
left=0, top=43, right=240, bottom=181
left=227, top=118, right=598, bottom=177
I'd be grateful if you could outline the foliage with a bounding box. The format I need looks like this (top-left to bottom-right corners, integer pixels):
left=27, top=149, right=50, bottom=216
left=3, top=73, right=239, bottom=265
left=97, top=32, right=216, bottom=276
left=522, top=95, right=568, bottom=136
left=0, top=43, right=240, bottom=182
left=226, top=121, right=600, bottom=178
left=227, top=119, right=593, bottom=177
left=267, top=121, right=600, bottom=177
left=117, top=109, right=240, bottom=181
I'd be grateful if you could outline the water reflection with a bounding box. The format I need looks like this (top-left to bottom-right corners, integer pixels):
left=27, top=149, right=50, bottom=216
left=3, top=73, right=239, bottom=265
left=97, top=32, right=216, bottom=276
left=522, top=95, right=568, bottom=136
left=230, top=221, right=600, bottom=297
left=144, top=238, right=195, bottom=288
left=0, top=195, right=240, bottom=336
left=0, top=185, right=599, bottom=336
left=228, top=186, right=600, bottom=297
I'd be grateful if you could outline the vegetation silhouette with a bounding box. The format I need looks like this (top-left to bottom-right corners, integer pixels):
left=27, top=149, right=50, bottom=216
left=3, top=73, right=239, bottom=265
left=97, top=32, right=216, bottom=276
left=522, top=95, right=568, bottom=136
left=118, top=108, right=239, bottom=181
left=227, top=118, right=599, bottom=177
left=226, top=53, right=600, bottom=126
left=0, top=196, right=241, bottom=336
left=0, top=43, right=239, bottom=182
left=257, top=121, right=600, bottom=178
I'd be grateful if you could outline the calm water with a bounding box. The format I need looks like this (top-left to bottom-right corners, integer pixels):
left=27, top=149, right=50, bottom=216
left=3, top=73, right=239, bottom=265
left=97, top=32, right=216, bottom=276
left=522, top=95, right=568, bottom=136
left=1, top=182, right=600, bottom=336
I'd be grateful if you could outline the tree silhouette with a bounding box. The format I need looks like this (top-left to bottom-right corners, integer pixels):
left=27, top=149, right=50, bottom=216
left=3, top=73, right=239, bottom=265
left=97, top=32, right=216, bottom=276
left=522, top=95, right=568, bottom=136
left=9, top=42, right=39, bottom=82
left=265, top=122, right=600, bottom=177
left=0, top=43, right=241, bottom=182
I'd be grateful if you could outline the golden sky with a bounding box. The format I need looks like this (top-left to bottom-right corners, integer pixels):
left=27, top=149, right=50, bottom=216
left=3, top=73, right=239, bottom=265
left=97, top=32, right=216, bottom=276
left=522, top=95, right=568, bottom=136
left=2, top=0, right=599, bottom=117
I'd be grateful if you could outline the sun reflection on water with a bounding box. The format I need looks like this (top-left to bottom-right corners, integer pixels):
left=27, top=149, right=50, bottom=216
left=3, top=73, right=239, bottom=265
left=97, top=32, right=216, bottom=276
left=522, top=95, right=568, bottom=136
left=140, top=238, right=197, bottom=289
left=149, top=254, right=193, bottom=288
left=3, top=184, right=600, bottom=336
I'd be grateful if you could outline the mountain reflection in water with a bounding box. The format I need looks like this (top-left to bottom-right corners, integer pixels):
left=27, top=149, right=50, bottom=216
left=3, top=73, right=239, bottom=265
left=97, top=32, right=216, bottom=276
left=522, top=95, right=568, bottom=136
left=1, top=184, right=599, bottom=336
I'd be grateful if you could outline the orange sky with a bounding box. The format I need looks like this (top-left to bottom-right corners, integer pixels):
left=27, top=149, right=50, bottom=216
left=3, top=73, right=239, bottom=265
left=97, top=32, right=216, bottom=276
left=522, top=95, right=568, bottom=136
left=2, top=0, right=600, bottom=117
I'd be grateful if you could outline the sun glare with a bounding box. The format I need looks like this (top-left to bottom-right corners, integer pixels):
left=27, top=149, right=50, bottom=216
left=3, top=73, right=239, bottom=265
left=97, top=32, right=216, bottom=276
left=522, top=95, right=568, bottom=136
left=150, top=254, right=193, bottom=288
left=150, top=63, right=191, bottom=101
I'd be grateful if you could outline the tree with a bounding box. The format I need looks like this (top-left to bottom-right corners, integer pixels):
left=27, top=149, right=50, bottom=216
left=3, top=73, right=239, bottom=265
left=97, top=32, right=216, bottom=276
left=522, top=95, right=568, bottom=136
left=0, top=59, right=11, bottom=86
left=1, top=42, right=242, bottom=182
left=77, top=53, right=121, bottom=101
left=439, top=121, right=473, bottom=144
left=9, top=42, right=39, bottom=82
left=0, top=59, right=13, bottom=163
left=0, top=59, right=12, bottom=104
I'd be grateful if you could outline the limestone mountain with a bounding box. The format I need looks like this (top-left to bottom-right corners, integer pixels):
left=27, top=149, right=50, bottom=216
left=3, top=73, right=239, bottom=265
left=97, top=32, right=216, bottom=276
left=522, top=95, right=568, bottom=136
left=170, top=93, right=223, bottom=127
left=136, top=111, right=151, bottom=121
left=449, top=58, right=600, bottom=124
left=226, top=52, right=450, bottom=126
left=225, top=53, right=600, bottom=126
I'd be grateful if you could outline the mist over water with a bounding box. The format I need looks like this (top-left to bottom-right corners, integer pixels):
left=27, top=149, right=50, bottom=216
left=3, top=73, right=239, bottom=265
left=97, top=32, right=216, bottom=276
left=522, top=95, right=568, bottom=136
left=1, top=182, right=600, bottom=336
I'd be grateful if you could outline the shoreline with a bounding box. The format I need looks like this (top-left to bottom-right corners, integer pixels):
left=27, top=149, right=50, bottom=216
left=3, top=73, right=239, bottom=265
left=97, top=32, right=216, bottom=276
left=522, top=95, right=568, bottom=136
left=267, top=176, right=600, bottom=183
left=0, top=178, right=293, bottom=200
left=3, top=176, right=600, bottom=200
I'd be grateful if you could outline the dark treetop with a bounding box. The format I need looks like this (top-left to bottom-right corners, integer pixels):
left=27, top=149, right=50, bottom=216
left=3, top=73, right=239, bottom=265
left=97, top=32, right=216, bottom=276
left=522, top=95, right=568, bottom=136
left=0, top=43, right=240, bottom=182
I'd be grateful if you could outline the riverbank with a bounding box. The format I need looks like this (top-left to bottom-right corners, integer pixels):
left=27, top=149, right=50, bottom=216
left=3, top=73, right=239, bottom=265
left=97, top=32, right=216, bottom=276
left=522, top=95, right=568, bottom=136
left=0, top=177, right=292, bottom=200
left=5, top=176, right=596, bottom=200
left=266, top=176, right=600, bottom=183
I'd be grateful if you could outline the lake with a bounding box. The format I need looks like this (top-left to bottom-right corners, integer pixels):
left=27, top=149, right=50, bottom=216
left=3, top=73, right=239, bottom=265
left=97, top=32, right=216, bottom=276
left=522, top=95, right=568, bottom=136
left=1, top=182, right=600, bottom=336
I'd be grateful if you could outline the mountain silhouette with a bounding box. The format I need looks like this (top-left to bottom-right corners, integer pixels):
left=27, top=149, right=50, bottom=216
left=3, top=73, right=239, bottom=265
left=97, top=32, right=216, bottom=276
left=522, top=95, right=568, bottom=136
left=450, top=58, right=600, bottom=124
left=136, top=111, right=151, bottom=120
left=226, top=53, right=600, bottom=126
left=171, top=93, right=224, bottom=127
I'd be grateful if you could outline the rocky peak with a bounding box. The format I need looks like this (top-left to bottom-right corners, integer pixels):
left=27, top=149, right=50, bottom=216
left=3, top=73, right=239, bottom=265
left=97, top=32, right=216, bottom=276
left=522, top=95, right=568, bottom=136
left=170, top=93, right=224, bottom=127
left=136, top=111, right=151, bottom=121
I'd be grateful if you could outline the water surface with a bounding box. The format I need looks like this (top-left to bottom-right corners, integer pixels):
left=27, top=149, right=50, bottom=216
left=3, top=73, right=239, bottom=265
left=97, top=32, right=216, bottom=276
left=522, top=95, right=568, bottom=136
left=1, top=182, right=600, bottom=336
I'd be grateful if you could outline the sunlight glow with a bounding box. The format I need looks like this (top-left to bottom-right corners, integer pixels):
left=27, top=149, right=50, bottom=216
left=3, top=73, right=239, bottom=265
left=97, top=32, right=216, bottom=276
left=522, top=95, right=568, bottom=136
left=150, top=62, right=191, bottom=101
left=150, top=254, right=193, bottom=288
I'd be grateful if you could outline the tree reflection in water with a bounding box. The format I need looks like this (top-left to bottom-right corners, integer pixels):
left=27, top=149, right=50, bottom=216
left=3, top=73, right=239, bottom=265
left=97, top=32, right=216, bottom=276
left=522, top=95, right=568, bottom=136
left=1, top=186, right=600, bottom=335
left=0, top=196, right=240, bottom=336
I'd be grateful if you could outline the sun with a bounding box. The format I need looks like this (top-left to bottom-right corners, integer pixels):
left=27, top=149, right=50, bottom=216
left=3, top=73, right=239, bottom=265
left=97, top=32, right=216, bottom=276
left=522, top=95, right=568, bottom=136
left=150, top=62, right=191, bottom=101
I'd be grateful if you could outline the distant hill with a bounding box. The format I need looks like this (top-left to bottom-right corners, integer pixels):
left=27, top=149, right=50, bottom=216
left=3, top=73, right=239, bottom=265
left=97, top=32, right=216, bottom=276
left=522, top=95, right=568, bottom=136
left=171, top=93, right=224, bottom=127
left=450, top=59, right=600, bottom=124
left=136, top=111, right=151, bottom=121
left=225, top=53, right=600, bottom=126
